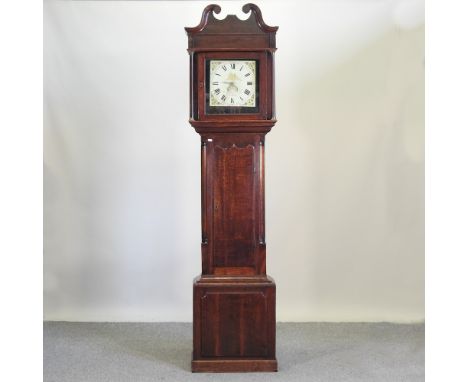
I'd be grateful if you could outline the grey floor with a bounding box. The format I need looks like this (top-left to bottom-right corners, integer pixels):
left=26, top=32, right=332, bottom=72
left=44, top=322, right=424, bottom=382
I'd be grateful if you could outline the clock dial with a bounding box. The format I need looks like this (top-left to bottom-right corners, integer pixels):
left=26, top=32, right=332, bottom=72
left=209, top=60, right=256, bottom=107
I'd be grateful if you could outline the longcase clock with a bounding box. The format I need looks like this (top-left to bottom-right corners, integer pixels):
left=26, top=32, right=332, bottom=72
left=185, top=3, right=278, bottom=373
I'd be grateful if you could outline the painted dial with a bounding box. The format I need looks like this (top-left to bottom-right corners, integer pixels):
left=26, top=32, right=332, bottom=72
left=209, top=60, right=256, bottom=107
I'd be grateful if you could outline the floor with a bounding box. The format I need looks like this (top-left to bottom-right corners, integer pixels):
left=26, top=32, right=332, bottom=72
left=44, top=322, right=424, bottom=382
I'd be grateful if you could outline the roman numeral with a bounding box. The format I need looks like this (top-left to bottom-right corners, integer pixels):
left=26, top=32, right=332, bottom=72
left=231, top=98, right=234, bottom=104
left=221, top=95, right=226, bottom=101
left=244, top=73, right=250, bottom=77
left=247, top=81, right=253, bottom=86
left=212, top=82, right=219, bottom=85
left=215, top=73, right=221, bottom=76
left=230, top=63, right=235, bottom=69
left=240, top=65, right=243, bottom=71
left=214, top=88, right=220, bottom=95
left=244, top=89, right=250, bottom=95
left=222, top=65, right=227, bottom=71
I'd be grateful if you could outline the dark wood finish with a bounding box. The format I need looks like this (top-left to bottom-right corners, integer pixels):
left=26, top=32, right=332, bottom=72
left=186, top=3, right=278, bottom=373
left=186, top=3, right=277, bottom=125
left=201, top=134, right=266, bottom=276
left=192, top=359, right=278, bottom=373
left=192, top=276, right=277, bottom=372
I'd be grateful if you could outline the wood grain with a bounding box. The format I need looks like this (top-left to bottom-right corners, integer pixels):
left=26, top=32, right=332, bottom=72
left=186, top=3, right=278, bottom=373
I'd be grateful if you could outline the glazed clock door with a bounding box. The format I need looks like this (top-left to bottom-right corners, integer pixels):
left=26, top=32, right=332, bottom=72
left=196, top=51, right=269, bottom=121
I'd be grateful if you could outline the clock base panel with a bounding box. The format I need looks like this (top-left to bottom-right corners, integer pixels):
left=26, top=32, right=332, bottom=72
left=192, top=275, right=276, bottom=372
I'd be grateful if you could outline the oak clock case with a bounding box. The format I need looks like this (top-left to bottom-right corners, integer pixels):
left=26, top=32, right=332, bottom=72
left=186, top=3, right=278, bottom=373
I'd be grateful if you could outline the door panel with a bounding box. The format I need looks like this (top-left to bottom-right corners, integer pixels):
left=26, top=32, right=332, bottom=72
left=212, top=143, right=257, bottom=268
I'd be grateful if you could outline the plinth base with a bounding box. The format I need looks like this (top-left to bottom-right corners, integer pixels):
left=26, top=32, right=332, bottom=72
left=192, top=275, right=277, bottom=372
left=192, top=357, right=278, bottom=373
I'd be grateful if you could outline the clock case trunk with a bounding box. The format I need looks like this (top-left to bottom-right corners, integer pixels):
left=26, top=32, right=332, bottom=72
left=186, top=4, right=278, bottom=373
